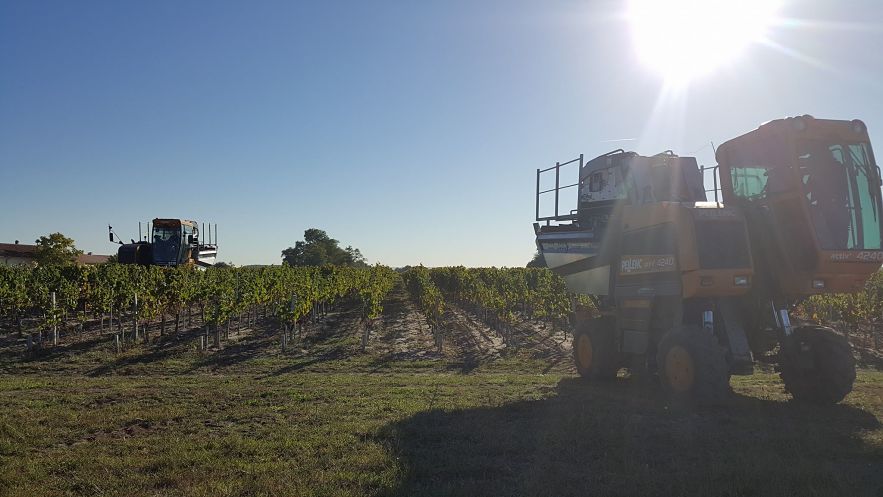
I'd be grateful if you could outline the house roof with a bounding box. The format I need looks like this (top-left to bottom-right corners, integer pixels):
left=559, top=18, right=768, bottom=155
left=0, top=243, right=37, bottom=258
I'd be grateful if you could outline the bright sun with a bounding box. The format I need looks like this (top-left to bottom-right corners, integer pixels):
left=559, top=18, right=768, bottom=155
left=627, top=0, right=782, bottom=85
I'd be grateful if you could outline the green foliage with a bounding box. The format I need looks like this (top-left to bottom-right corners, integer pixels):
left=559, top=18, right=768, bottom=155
left=281, top=228, right=367, bottom=267
left=0, top=262, right=588, bottom=337
left=403, top=266, right=445, bottom=324
left=0, top=263, right=399, bottom=334
left=428, top=266, right=582, bottom=325
left=33, top=232, right=83, bottom=266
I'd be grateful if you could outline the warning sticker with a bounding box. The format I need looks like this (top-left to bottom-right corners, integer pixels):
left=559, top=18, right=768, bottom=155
left=619, top=255, right=677, bottom=275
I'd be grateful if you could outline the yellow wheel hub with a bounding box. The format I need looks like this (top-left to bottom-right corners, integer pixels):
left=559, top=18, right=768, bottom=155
left=665, top=345, right=695, bottom=393
left=576, top=334, right=594, bottom=372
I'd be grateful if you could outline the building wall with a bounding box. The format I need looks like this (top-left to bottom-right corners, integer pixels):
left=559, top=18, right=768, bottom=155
left=1, top=256, right=35, bottom=266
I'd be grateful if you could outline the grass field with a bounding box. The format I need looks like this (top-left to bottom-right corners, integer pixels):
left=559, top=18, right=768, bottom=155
left=1, top=289, right=881, bottom=497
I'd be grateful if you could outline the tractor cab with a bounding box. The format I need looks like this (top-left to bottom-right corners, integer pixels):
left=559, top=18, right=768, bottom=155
left=151, top=219, right=196, bottom=266
left=716, top=116, right=883, bottom=296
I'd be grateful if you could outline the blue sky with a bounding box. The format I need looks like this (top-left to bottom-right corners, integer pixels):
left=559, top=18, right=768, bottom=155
left=2, top=0, right=882, bottom=267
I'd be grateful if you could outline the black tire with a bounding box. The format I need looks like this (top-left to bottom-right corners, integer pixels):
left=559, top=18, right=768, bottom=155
left=779, top=326, right=855, bottom=404
left=572, top=316, right=619, bottom=380
left=656, top=325, right=730, bottom=403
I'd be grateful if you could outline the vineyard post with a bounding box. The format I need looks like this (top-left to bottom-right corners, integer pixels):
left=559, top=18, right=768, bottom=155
left=133, top=293, right=139, bottom=342
left=51, top=291, right=58, bottom=346
left=115, top=333, right=121, bottom=354
left=80, top=299, right=86, bottom=334
left=289, top=294, right=296, bottom=340
left=361, top=319, right=370, bottom=352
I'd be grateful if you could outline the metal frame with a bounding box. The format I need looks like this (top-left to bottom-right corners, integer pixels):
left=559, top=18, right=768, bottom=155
left=536, top=154, right=583, bottom=223
left=700, top=164, right=722, bottom=202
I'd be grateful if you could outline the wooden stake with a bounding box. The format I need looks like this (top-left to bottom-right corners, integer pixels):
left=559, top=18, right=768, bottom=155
left=51, top=292, right=58, bottom=346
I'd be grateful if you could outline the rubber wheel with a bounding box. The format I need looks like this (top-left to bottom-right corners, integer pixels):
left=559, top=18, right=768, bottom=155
left=657, top=325, right=730, bottom=403
left=572, top=316, right=619, bottom=380
left=779, top=326, right=855, bottom=404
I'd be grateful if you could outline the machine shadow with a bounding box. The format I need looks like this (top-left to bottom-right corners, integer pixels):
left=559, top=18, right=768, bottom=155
left=381, top=377, right=881, bottom=497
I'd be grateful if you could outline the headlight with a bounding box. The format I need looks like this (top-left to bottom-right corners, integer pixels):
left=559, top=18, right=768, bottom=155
left=734, top=275, right=749, bottom=287
left=812, top=279, right=825, bottom=289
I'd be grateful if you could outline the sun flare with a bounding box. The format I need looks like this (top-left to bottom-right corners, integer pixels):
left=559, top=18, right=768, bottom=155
left=627, top=0, right=782, bottom=85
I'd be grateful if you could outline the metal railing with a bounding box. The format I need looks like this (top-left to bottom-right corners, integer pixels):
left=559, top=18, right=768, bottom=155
left=700, top=164, right=722, bottom=203
left=536, top=154, right=582, bottom=222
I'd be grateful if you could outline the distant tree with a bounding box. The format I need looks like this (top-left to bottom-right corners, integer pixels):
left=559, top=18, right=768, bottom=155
left=214, top=261, right=235, bottom=268
left=526, top=251, right=546, bottom=268
left=34, top=233, right=83, bottom=266
left=345, top=246, right=367, bottom=267
left=282, top=229, right=367, bottom=266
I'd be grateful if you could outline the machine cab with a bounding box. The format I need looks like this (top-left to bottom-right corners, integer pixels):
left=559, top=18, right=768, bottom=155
left=716, top=116, right=883, bottom=294
left=151, top=219, right=197, bottom=266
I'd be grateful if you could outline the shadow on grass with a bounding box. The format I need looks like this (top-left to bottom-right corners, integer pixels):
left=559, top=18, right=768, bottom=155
left=382, top=377, right=882, bottom=497
left=86, top=325, right=211, bottom=375
left=82, top=300, right=363, bottom=375
left=260, top=308, right=363, bottom=377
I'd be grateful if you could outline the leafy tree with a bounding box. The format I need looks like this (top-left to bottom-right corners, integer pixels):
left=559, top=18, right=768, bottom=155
left=282, top=229, right=367, bottom=267
left=34, top=233, right=83, bottom=266
left=345, top=246, right=367, bottom=267
left=214, top=261, right=236, bottom=268
left=526, top=251, right=546, bottom=268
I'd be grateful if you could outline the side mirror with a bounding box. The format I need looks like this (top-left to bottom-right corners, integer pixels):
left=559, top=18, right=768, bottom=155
left=109, top=232, right=114, bottom=243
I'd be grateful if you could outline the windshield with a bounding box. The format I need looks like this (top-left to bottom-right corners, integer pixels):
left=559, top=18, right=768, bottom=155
left=153, top=227, right=180, bottom=242
left=725, top=133, right=794, bottom=201
left=152, top=226, right=182, bottom=263
left=798, top=140, right=882, bottom=250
